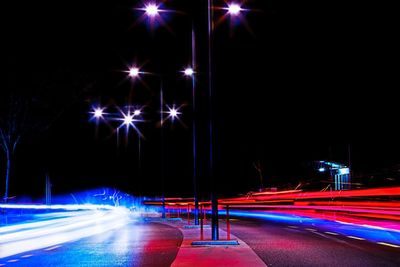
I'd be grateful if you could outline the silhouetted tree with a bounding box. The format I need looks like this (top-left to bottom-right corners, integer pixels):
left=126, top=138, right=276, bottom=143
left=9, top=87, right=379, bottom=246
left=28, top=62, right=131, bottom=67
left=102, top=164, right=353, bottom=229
left=253, top=160, right=264, bottom=191
left=0, top=96, right=30, bottom=202
left=1, top=69, right=96, bottom=202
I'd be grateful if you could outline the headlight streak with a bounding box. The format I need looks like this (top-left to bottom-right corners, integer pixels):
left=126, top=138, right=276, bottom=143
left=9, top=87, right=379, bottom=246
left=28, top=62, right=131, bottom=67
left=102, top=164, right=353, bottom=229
left=146, top=186, right=400, bottom=248
left=0, top=211, right=107, bottom=243
left=0, top=205, right=131, bottom=258
left=0, top=211, right=96, bottom=235
left=0, top=204, right=116, bottom=210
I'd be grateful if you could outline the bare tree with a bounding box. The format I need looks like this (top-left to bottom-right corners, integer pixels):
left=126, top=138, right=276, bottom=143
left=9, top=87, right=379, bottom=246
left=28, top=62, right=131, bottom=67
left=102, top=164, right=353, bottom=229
left=0, top=96, right=29, bottom=202
left=253, top=160, right=264, bottom=191
left=1, top=69, right=96, bottom=202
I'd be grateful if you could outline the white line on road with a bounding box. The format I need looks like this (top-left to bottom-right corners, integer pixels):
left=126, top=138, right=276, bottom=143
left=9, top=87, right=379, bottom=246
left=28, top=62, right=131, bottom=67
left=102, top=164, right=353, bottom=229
left=305, top=228, right=317, bottom=231
left=377, top=242, right=400, bottom=248
left=324, top=231, right=339, bottom=236
left=44, top=245, right=61, bottom=251
left=346, top=236, right=365, bottom=241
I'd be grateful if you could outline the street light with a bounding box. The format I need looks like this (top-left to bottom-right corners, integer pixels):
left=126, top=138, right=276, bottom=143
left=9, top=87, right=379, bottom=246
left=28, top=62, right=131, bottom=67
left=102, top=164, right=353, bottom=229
left=89, top=106, right=109, bottom=136
left=117, top=108, right=143, bottom=137
left=136, top=0, right=251, bottom=239
left=140, top=1, right=201, bottom=226
left=207, top=0, right=219, bottom=241
left=90, top=107, right=106, bottom=121
left=128, top=67, right=141, bottom=78
left=126, top=64, right=170, bottom=218
left=226, top=3, right=242, bottom=16
left=183, top=63, right=200, bottom=225
left=183, top=67, right=194, bottom=77
left=144, top=3, right=159, bottom=17
left=160, top=97, right=185, bottom=219
left=93, top=108, right=104, bottom=119
left=163, top=104, right=182, bottom=124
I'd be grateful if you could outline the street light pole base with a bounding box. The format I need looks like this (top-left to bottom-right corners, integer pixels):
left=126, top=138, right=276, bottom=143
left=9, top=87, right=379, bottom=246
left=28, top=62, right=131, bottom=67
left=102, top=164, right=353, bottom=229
left=191, top=240, right=239, bottom=246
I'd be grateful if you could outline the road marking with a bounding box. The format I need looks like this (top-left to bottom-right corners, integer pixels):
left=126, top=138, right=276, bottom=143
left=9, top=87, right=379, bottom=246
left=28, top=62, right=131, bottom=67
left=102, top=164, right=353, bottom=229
left=0, top=263, right=6, bottom=266
left=7, top=259, right=19, bottom=263
left=377, top=242, right=400, bottom=248
left=324, top=231, right=339, bottom=236
left=305, top=228, right=317, bottom=231
left=21, top=254, right=34, bottom=258
left=311, top=231, right=329, bottom=238
left=346, top=236, right=365, bottom=241
left=287, top=225, right=298, bottom=229
left=44, top=245, right=61, bottom=251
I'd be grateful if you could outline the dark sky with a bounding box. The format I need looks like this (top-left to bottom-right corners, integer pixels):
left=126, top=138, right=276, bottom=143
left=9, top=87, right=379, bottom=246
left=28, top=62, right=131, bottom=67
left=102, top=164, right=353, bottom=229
left=4, top=0, right=399, bottom=200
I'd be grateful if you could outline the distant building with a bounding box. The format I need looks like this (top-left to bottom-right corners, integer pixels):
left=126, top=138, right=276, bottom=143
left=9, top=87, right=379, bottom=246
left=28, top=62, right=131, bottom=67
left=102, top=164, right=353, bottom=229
left=315, top=161, right=351, bottom=190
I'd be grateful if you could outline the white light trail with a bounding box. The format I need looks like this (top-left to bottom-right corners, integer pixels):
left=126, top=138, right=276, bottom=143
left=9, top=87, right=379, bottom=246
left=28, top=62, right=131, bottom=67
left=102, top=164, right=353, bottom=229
left=0, top=206, right=130, bottom=258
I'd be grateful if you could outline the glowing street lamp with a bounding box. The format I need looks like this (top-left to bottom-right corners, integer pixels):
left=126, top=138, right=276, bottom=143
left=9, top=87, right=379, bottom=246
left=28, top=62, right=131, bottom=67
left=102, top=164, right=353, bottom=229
left=136, top=1, right=170, bottom=30
left=93, top=108, right=104, bottom=119
left=116, top=109, right=143, bottom=138
left=123, top=113, right=134, bottom=127
left=168, top=106, right=180, bottom=120
left=183, top=67, right=194, bottom=77
left=162, top=104, right=183, bottom=125
left=135, top=0, right=252, bottom=240
left=183, top=63, right=200, bottom=225
left=128, top=67, right=140, bottom=78
left=90, top=106, right=107, bottom=123
left=226, top=3, right=242, bottom=16
left=144, top=3, right=159, bottom=17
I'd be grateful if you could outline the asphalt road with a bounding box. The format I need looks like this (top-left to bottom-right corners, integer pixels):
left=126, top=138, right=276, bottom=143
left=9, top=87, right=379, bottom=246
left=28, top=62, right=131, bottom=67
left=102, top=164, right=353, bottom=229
left=0, top=220, right=182, bottom=267
left=222, top=218, right=400, bottom=267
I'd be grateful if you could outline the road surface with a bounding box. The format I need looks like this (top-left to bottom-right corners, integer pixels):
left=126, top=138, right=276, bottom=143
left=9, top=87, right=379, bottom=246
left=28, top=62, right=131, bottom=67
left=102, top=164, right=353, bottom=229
left=0, top=220, right=182, bottom=267
left=222, top=218, right=400, bottom=267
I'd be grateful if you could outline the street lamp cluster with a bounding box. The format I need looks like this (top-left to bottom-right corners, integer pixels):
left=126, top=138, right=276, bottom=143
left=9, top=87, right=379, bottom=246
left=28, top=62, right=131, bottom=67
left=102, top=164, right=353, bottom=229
left=90, top=102, right=181, bottom=133
left=89, top=1, right=250, bottom=240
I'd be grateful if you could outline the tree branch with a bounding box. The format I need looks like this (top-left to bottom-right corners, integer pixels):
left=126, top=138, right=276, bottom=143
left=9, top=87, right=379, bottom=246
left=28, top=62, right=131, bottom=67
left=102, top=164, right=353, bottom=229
left=0, top=128, right=9, bottom=153
left=12, top=135, right=21, bottom=154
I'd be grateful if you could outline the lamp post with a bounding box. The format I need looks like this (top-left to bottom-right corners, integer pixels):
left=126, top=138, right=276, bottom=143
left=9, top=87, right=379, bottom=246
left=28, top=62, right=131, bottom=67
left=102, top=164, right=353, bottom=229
left=207, top=0, right=246, bottom=241
left=136, top=0, right=249, bottom=239
left=160, top=96, right=184, bottom=219
left=182, top=28, right=199, bottom=226
left=127, top=65, right=168, bottom=218
left=207, top=0, right=219, bottom=241
left=160, top=83, right=166, bottom=218
left=126, top=67, right=145, bottom=189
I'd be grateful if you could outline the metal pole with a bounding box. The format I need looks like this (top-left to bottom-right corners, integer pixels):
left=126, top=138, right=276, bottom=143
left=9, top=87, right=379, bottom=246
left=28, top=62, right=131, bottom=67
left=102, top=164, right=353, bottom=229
left=348, top=144, right=351, bottom=190
left=204, top=203, right=207, bottom=223
left=226, top=205, right=230, bottom=240
left=192, top=25, right=200, bottom=226
left=160, top=81, right=166, bottom=219
left=45, top=174, right=51, bottom=206
left=200, top=204, right=204, bottom=240
left=138, top=136, right=141, bottom=175
left=207, top=0, right=219, bottom=241
left=187, top=203, right=190, bottom=224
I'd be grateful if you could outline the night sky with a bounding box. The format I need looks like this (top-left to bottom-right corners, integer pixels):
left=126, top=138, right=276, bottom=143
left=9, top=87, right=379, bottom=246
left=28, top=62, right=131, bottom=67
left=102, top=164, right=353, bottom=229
left=4, top=1, right=399, bottom=200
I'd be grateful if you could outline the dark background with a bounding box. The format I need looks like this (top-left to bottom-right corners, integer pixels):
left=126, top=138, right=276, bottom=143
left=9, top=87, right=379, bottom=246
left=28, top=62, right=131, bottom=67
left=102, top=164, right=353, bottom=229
left=3, top=0, right=399, bottom=200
